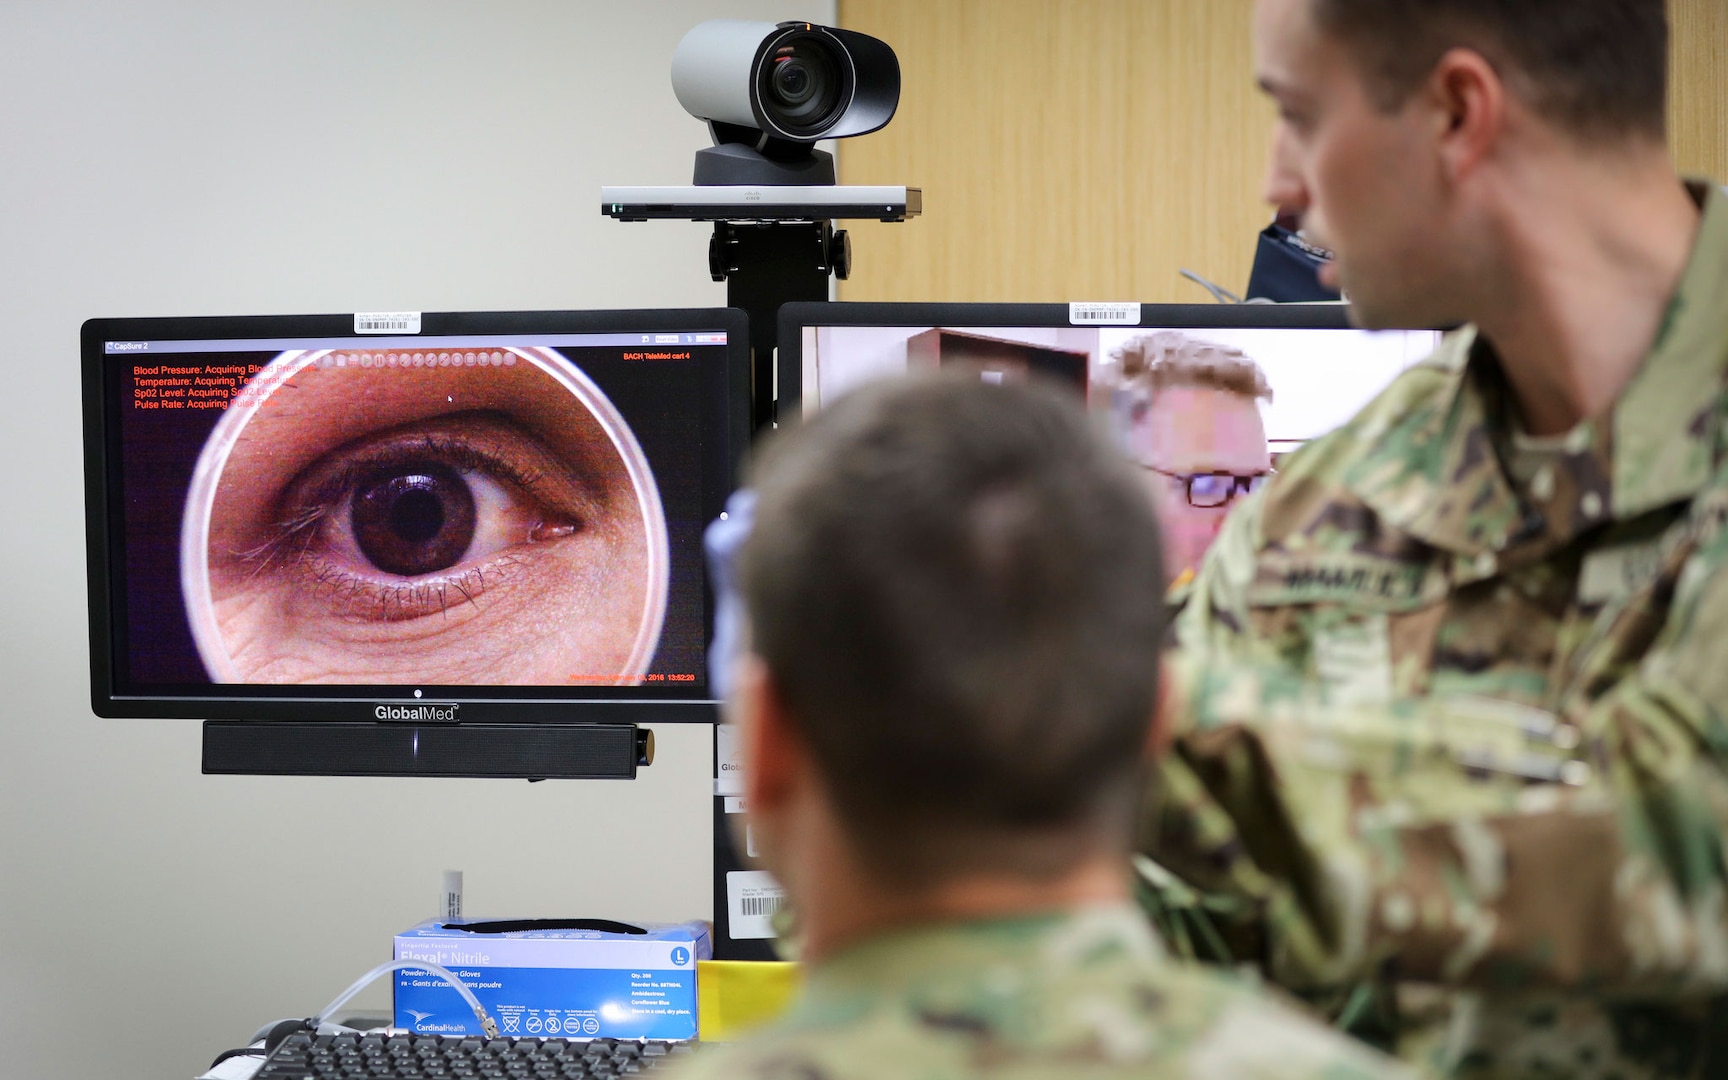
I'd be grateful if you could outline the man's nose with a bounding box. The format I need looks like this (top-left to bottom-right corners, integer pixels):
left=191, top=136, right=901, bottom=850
left=1263, top=124, right=1306, bottom=215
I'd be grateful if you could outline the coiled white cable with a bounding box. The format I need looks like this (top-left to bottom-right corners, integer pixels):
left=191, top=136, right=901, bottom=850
left=313, top=959, right=499, bottom=1039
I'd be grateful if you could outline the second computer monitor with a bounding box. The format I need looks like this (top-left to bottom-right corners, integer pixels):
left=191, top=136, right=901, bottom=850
left=779, top=302, right=1443, bottom=580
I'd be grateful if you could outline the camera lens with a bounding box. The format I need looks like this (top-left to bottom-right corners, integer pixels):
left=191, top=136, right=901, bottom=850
left=758, top=31, right=847, bottom=136
left=774, top=60, right=814, bottom=104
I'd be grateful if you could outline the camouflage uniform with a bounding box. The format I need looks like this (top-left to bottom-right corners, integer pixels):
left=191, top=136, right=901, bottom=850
left=1141, top=181, right=1728, bottom=1077
left=659, top=906, right=1409, bottom=1079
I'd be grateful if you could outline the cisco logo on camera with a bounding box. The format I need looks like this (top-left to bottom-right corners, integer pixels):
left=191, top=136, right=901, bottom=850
left=375, top=703, right=460, bottom=722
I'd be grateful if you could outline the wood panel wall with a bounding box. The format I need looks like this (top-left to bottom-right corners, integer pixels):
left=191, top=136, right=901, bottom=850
left=836, top=0, right=1728, bottom=304
left=1670, top=0, right=1728, bottom=183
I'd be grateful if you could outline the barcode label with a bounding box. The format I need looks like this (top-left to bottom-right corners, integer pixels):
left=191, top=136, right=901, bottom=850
left=740, top=895, right=784, bottom=916
left=726, top=870, right=786, bottom=939
left=1069, top=302, right=1142, bottom=325
left=355, top=311, right=422, bottom=334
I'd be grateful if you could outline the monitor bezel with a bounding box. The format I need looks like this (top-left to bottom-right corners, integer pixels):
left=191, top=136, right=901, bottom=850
left=82, top=307, right=750, bottom=725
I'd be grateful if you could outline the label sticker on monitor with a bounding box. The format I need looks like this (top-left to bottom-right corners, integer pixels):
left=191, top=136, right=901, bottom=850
left=355, top=311, right=422, bottom=334
left=726, top=870, right=786, bottom=939
left=1069, top=302, right=1141, bottom=325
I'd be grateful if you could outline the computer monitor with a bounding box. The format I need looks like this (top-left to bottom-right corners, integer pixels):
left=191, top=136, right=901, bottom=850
left=778, top=302, right=1443, bottom=458
left=82, top=308, right=749, bottom=778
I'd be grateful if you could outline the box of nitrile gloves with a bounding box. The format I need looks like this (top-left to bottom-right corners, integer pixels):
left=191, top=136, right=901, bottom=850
left=394, top=918, right=711, bottom=1040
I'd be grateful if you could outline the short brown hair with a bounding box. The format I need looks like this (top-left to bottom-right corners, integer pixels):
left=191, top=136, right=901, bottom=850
left=1311, top=0, right=1668, bottom=141
left=1101, top=331, right=1273, bottom=403
left=739, top=376, right=1166, bottom=883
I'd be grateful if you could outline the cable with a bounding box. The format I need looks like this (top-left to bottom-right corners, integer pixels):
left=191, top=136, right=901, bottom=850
left=1179, top=268, right=1242, bottom=305
left=208, top=961, right=499, bottom=1073
left=206, top=1046, right=266, bottom=1070
left=314, top=959, right=500, bottom=1039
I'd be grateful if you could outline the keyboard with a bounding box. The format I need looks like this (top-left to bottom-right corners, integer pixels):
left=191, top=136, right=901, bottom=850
left=253, top=1032, right=693, bottom=1079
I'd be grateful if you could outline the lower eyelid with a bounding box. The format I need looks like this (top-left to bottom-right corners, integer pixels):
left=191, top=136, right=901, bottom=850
left=286, top=549, right=536, bottom=623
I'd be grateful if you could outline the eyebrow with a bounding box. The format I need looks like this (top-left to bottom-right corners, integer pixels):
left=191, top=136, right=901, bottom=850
left=1155, top=464, right=1274, bottom=475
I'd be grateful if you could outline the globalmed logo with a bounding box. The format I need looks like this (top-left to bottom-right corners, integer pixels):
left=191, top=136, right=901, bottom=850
left=375, top=703, right=460, bottom=722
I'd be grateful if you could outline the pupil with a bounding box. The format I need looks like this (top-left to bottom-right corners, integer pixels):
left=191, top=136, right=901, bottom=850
left=389, top=487, right=445, bottom=544
left=350, top=464, right=477, bottom=577
left=388, top=483, right=445, bottom=542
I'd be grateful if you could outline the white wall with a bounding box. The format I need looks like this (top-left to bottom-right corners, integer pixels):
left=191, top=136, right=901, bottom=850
left=0, top=3, right=832, bottom=1077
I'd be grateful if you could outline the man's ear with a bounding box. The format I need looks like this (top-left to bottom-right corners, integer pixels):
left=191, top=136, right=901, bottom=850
left=737, top=655, right=805, bottom=816
left=1424, top=47, right=1506, bottom=182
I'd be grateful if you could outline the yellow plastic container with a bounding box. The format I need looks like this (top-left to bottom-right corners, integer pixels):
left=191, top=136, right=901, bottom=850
left=696, top=960, right=802, bottom=1041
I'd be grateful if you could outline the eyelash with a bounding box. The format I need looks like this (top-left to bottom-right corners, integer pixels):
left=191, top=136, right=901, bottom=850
left=303, top=552, right=527, bottom=623
left=240, top=433, right=573, bottom=622
left=307, top=436, right=548, bottom=508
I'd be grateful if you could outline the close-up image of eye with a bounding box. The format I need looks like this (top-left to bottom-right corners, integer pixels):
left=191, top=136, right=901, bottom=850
left=181, top=347, right=669, bottom=686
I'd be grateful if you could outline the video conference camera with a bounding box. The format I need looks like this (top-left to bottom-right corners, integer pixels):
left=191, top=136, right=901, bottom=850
left=671, top=19, right=900, bottom=186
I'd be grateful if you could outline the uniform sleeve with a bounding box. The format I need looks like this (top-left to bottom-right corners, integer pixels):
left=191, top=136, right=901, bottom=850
left=1141, top=493, right=1728, bottom=998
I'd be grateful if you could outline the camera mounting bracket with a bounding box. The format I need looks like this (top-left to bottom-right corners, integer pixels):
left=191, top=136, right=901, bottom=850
left=694, top=143, right=836, bottom=186
left=600, top=185, right=919, bottom=432
left=707, top=218, right=844, bottom=429
left=600, top=184, right=919, bottom=223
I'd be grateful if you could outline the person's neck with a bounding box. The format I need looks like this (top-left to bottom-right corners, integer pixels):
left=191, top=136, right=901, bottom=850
left=790, top=830, right=1131, bottom=966
left=1469, top=145, right=1698, bottom=436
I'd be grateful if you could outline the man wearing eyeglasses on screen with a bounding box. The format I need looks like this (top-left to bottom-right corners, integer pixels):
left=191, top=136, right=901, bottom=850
left=1098, top=331, right=1275, bottom=586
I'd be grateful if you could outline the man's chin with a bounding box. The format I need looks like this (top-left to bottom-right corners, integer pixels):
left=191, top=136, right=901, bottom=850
left=1338, top=284, right=1401, bottom=330
left=1330, top=270, right=1458, bottom=330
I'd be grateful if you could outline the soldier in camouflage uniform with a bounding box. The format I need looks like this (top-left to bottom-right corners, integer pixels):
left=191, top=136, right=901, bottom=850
left=1141, top=0, right=1728, bottom=1075
left=671, top=377, right=1406, bottom=1079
